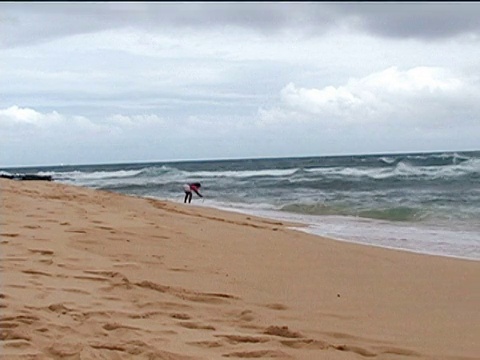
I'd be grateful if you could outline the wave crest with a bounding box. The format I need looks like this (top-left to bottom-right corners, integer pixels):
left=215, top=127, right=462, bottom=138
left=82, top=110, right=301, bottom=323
left=280, top=202, right=426, bottom=222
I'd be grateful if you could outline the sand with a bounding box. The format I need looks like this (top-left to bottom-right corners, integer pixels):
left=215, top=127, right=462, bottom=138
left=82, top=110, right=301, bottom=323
left=1, top=178, right=479, bottom=360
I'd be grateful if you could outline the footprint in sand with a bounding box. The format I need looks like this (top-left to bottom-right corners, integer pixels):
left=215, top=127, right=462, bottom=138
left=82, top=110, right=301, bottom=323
left=264, top=303, right=288, bottom=310
left=102, top=323, right=140, bottom=331
left=178, top=322, right=216, bottom=331
left=47, top=342, right=83, bottom=358
left=1, top=233, right=20, bottom=238
left=187, top=340, right=223, bottom=348
left=170, top=313, right=191, bottom=320
left=22, top=270, right=52, bottom=277
left=215, top=334, right=270, bottom=345
left=28, top=249, right=54, bottom=255
left=280, top=338, right=329, bottom=349
left=65, top=229, right=87, bottom=234
left=263, top=326, right=303, bottom=339
left=0, top=315, right=38, bottom=349
left=223, top=349, right=291, bottom=358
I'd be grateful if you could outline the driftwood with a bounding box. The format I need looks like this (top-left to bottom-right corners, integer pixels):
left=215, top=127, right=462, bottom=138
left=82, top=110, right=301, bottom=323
left=0, top=174, right=53, bottom=181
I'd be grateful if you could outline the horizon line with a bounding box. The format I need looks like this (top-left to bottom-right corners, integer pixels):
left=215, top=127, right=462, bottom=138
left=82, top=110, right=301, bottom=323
left=1, top=148, right=479, bottom=169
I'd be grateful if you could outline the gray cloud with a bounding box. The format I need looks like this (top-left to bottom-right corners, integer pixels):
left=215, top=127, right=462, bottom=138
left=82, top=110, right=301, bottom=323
left=0, top=3, right=315, bottom=48
left=3, top=2, right=480, bottom=49
left=330, top=3, right=480, bottom=40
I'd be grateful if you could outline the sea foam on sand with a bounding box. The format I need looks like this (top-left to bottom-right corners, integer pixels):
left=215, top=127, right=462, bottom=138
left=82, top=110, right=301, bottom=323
left=1, top=179, right=479, bottom=359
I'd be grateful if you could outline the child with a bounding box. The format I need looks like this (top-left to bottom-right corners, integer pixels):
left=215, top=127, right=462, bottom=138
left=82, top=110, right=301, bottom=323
left=183, top=182, right=203, bottom=203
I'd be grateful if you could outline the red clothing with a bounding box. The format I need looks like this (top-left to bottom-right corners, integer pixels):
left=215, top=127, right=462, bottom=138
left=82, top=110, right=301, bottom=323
left=190, top=184, right=199, bottom=192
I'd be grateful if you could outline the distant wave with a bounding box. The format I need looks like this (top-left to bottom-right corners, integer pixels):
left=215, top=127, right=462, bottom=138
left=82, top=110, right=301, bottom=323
left=379, top=156, right=397, bottom=165
left=432, top=152, right=471, bottom=161
left=301, top=159, right=479, bottom=181
left=36, top=166, right=301, bottom=182
left=189, top=168, right=299, bottom=178
left=280, top=202, right=426, bottom=222
left=39, top=169, right=144, bottom=181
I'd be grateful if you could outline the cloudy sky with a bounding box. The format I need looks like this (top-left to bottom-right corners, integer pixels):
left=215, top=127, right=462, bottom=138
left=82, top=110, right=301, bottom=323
left=1, top=2, right=480, bottom=167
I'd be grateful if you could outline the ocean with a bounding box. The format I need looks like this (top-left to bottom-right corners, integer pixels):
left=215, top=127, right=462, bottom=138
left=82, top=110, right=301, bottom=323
left=3, top=151, right=479, bottom=261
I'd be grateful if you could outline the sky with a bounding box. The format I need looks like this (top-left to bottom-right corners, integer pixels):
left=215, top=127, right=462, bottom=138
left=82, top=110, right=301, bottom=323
left=1, top=2, right=480, bottom=167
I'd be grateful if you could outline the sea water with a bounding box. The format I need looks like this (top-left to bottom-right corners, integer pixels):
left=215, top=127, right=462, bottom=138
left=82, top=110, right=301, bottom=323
left=3, top=151, right=479, bottom=261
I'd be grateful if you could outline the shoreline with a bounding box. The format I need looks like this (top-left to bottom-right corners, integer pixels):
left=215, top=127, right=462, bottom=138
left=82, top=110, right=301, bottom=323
left=179, top=201, right=480, bottom=263
left=2, top=178, right=479, bottom=359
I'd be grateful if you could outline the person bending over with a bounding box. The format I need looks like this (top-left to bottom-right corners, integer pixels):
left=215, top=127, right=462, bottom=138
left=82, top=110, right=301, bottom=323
left=183, top=182, right=203, bottom=203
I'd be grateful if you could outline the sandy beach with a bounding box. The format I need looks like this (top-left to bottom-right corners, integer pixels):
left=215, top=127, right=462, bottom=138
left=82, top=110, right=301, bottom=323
left=1, top=178, right=479, bottom=360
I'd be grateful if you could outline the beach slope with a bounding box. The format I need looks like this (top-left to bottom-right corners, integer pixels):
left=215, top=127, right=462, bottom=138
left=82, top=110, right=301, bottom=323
left=1, top=179, right=479, bottom=359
